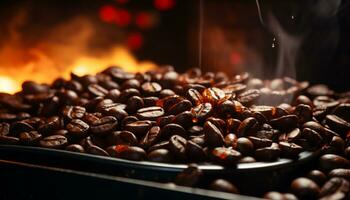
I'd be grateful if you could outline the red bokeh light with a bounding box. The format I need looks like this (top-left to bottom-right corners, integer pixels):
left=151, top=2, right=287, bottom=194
left=230, top=52, right=242, bottom=65
left=154, top=0, right=176, bottom=11
left=126, top=33, right=144, bottom=50
left=115, top=9, right=131, bottom=27
left=99, top=5, right=118, bottom=23
left=135, top=12, right=155, bottom=29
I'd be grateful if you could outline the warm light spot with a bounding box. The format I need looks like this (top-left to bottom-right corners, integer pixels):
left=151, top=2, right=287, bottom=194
left=99, top=5, right=118, bottom=23
left=114, top=9, right=131, bottom=27
left=126, top=33, right=143, bottom=50
left=230, top=52, right=242, bottom=65
left=154, top=0, right=176, bottom=11
left=135, top=12, right=156, bottom=29
left=0, top=76, right=20, bottom=94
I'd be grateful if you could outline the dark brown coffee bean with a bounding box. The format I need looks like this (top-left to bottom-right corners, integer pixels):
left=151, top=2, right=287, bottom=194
left=202, top=87, right=226, bottom=105
left=175, top=164, right=202, bottom=187
left=87, top=145, right=109, bottom=156
left=237, top=117, right=259, bottom=137
left=287, top=128, right=302, bottom=142
left=172, top=111, right=194, bottom=128
left=239, top=156, right=256, bottom=163
left=224, top=133, right=238, bottom=148
left=217, top=100, right=237, bottom=117
left=329, top=169, right=350, bottom=182
left=121, top=79, right=140, bottom=90
left=161, top=123, right=187, bottom=139
left=66, top=119, right=89, bottom=137
left=319, top=177, right=350, bottom=199
left=291, top=178, right=320, bottom=199
left=222, top=83, right=246, bottom=95
left=307, top=170, right=327, bottom=186
left=263, top=191, right=285, bottom=200
left=19, top=131, right=42, bottom=145
left=0, top=135, right=20, bottom=144
left=111, top=145, right=146, bottom=161
left=62, top=106, right=86, bottom=120
left=90, top=116, right=118, bottom=136
left=148, top=141, right=169, bottom=152
left=248, top=136, right=273, bottom=149
left=108, top=131, right=138, bottom=146
left=250, top=105, right=275, bottom=119
left=159, top=89, right=175, bottom=98
left=39, top=135, right=68, bottom=149
left=156, top=115, right=175, bottom=127
left=38, top=116, right=62, bottom=135
left=142, top=96, right=159, bottom=107
left=192, top=103, right=213, bottom=122
left=236, top=137, right=254, bottom=156
left=11, top=120, right=34, bottom=134
left=0, top=122, right=10, bottom=136
left=169, top=135, right=187, bottom=160
left=270, top=115, right=298, bottom=131
left=294, top=95, right=313, bottom=107
left=279, top=141, right=303, bottom=158
left=204, top=121, right=224, bottom=147
left=140, top=126, right=161, bottom=148
left=119, top=88, right=141, bottom=103
left=120, top=116, right=139, bottom=128
left=237, top=89, right=261, bottom=106
left=136, top=106, right=164, bottom=120
left=186, top=140, right=206, bottom=161
left=124, top=120, right=152, bottom=137
left=65, top=144, right=85, bottom=153
left=186, top=89, right=203, bottom=106
left=302, top=128, right=324, bottom=148
left=226, top=118, right=241, bottom=134
left=167, top=100, right=192, bottom=115
left=87, top=84, right=108, bottom=97
left=255, top=145, right=281, bottom=161
left=333, top=103, right=350, bottom=122
left=210, top=179, right=239, bottom=194
left=147, top=149, right=173, bottom=163
left=319, top=154, right=350, bottom=172
left=126, top=96, right=144, bottom=114
left=294, top=104, right=312, bottom=124
left=211, top=147, right=241, bottom=166
left=141, top=82, right=162, bottom=96
left=325, top=115, right=350, bottom=136
left=188, top=125, right=203, bottom=136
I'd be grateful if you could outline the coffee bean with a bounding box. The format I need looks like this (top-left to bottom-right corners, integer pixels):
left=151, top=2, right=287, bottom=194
left=294, top=104, right=312, bottom=124
left=211, top=147, right=241, bottom=166
left=87, top=84, right=108, bottom=97
left=39, top=135, right=68, bottom=149
left=204, top=121, right=224, bottom=147
left=302, top=128, right=323, bottom=148
left=224, top=133, right=238, bottom=148
left=19, top=131, right=42, bottom=145
left=172, top=111, right=194, bottom=128
left=237, top=117, right=259, bottom=137
left=141, top=82, right=162, bottom=96
left=237, top=89, right=261, bottom=106
left=263, top=191, right=285, bottom=200
left=161, top=123, right=187, bottom=139
left=65, top=144, right=85, bottom=153
left=249, top=136, right=273, bottom=149
left=147, top=149, right=173, bottom=163
left=192, top=103, right=213, bottom=122
left=62, top=106, right=86, bottom=120
left=209, top=179, right=239, bottom=194
left=270, top=115, right=298, bottom=131
left=186, top=140, right=206, bottom=161
left=186, top=89, right=203, bottom=106
left=169, top=135, right=187, bottom=161
left=121, top=79, right=140, bottom=90
left=156, top=115, right=175, bottom=127
left=307, top=170, right=327, bottom=186
left=202, top=87, right=226, bottom=104
left=329, top=169, right=350, bottom=181
left=148, top=141, right=169, bottom=152
left=159, top=89, right=175, bottom=98
left=108, top=131, right=138, bottom=146
left=90, top=116, right=118, bottom=136
left=319, top=177, right=350, bottom=199
left=325, top=115, right=350, bottom=136
left=124, top=120, right=152, bottom=137
left=294, top=95, right=313, bottom=107
left=333, top=103, right=350, bottom=122
left=226, top=118, right=241, bottom=134
left=126, top=96, right=144, bottom=114
left=319, top=154, right=350, bottom=172
left=87, top=145, right=109, bottom=156
left=175, top=164, right=202, bottom=187
left=167, top=99, right=192, bottom=115
left=0, top=135, right=20, bottom=144
left=239, top=156, right=256, bottom=163
left=119, top=88, right=141, bottom=103
left=66, top=119, right=89, bottom=137
left=255, top=146, right=281, bottom=162
left=110, top=145, right=146, bottom=161
left=279, top=141, right=303, bottom=158
left=291, top=177, right=320, bottom=199
left=38, top=116, right=61, bottom=135
left=137, top=106, right=164, bottom=120
left=0, top=122, right=10, bottom=136
left=140, top=126, right=161, bottom=148
left=236, top=137, right=254, bottom=156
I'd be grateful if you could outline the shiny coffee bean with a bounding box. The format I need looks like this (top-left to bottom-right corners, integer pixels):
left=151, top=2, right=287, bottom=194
left=167, top=100, right=192, bottom=115
left=211, top=147, right=241, bottom=166
left=169, top=135, right=187, bottom=161
left=237, top=117, right=259, bottom=137
left=319, top=177, right=350, bottom=199
left=204, top=121, right=224, bottom=147
left=87, top=145, right=109, bottom=156
left=108, top=131, right=138, bottom=146
left=65, top=144, right=85, bottom=153
left=172, top=111, right=194, bottom=128
left=224, top=133, right=238, bottom=148
left=186, top=88, right=203, bottom=106
left=39, top=135, right=68, bottom=149
left=270, top=115, right=298, bottom=131
left=109, top=145, right=146, bottom=161
left=291, top=177, right=320, bottom=199
left=248, top=136, right=272, bottom=149
left=124, top=120, right=153, bottom=137
left=136, top=106, right=164, bottom=120
left=90, top=116, right=118, bottom=136
left=209, top=179, right=239, bottom=194
left=237, top=89, right=261, bottom=106
left=140, top=126, right=161, bottom=148
left=236, top=137, right=254, bottom=156
left=255, top=146, right=281, bottom=162
left=192, top=103, right=213, bottom=122
left=319, top=154, right=350, bottom=172
left=279, top=142, right=303, bottom=158
left=307, top=170, right=327, bottom=186
left=19, top=131, right=42, bottom=145
left=126, top=96, right=144, bottom=114
left=185, top=140, right=206, bottom=161
left=62, top=106, right=86, bottom=120
left=161, top=123, right=187, bottom=139
left=174, top=164, right=202, bottom=187
left=325, top=114, right=350, bottom=136
left=66, top=119, right=90, bottom=137
left=141, top=82, right=162, bottom=96
left=329, top=169, right=350, bottom=181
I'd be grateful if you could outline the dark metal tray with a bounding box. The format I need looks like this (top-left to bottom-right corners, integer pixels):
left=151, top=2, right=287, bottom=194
left=0, top=145, right=319, bottom=195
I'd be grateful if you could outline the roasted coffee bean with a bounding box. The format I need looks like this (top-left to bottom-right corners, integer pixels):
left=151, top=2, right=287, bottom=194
left=0, top=122, right=10, bottom=136
left=172, top=111, right=194, bottom=128
left=108, top=131, right=138, bottom=146
left=204, top=121, right=224, bottom=147
left=226, top=118, right=241, bottom=134
left=124, top=120, right=152, bottom=137
left=169, top=135, right=187, bottom=160
left=192, top=103, right=213, bottom=122
left=319, top=177, right=350, bottom=199
left=294, top=95, right=313, bottom=107
left=279, top=142, right=303, bottom=158
left=236, top=137, right=254, bottom=156
left=239, top=156, right=256, bottom=163
left=87, top=145, right=109, bottom=156
left=119, top=88, right=141, bottom=103
left=255, top=145, right=281, bottom=162
left=326, top=136, right=345, bottom=155
left=65, top=144, right=85, bottom=153
left=291, top=177, right=320, bottom=199
left=185, top=140, right=206, bottom=161
left=140, top=126, right=161, bottom=148
left=110, top=145, right=146, bottom=161
left=136, top=106, right=164, bottom=120
left=148, top=141, right=169, bottom=152
left=237, top=117, right=259, bottom=137
left=159, top=89, right=175, bottom=98
left=248, top=136, right=273, bottom=149
left=120, top=116, right=138, bottom=128
left=19, top=131, right=42, bottom=145
left=87, top=84, right=108, bottom=97
left=167, top=100, right=192, bottom=115
left=11, top=120, right=34, bottom=134
left=66, top=119, right=89, bottom=137
left=62, top=106, right=86, bottom=120
left=287, top=128, right=302, bottom=142
left=39, top=135, right=68, bottom=149
left=175, top=164, right=202, bottom=187
left=222, top=84, right=246, bottom=95
left=90, top=116, right=118, bottom=136
left=333, top=103, right=350, bottom=122
left=294, top=104, right=312, bottom=124
left=302, top=128, right=323, bottom=148
left=325, top=115, right=350, bottom=136
left=237, top=89, right=261, bottom=106
left=211, top=147, right=241, bottom=166
left=217, top=100, right=237, bottom=116
left=161, top=123, right=187, bottom=139
left=186, top=88, right=203, bottom=106
left=0, top=135, right=19, bottom=144
left=250, top=105, right=275, bottom=119
left=209, top=179, right=239, bottom=194
left=126, top=96, right=144, bottom=114
left=38, top=116, right=61, bottom=135
left=202, top=87, right=226, bottom=104
left=224, top=133, right=238, bottom=148
left=147, top=149, right=173, bottom=163
left=121, top=79, right=140, bottom=90
left=141, top=82, right=162, bottom=96
left=142, top=96, right=159, bottom=107
left=319, top=154, right=350, bottom=172
left=329, top=169, right=350, bottom=181
left=156, top=115, right=175, bottom=127
left=158, top=95, right=183, bottom=111
left=270, top=115, right=298, bottom=131
left=188, top=125, right=203, bottom=136
left=190, top=136, right=205, bottom=147
left=307, top=170, right=327, bottom=186
left=263, top=191, right=285, bottom=200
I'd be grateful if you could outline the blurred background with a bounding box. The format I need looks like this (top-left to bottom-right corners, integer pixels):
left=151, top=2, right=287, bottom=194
left=0, top=0, right=349, bottom=93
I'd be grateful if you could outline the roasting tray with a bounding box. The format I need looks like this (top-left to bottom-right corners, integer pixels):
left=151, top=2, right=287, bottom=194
left=0, top=145, right=319, bottom=195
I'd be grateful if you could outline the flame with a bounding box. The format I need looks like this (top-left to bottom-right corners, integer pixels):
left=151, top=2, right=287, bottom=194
left=0, top=15, right=156, bottom=94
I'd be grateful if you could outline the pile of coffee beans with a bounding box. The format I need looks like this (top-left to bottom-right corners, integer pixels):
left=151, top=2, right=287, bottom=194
left=0, top=66, right=349, bottom=167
